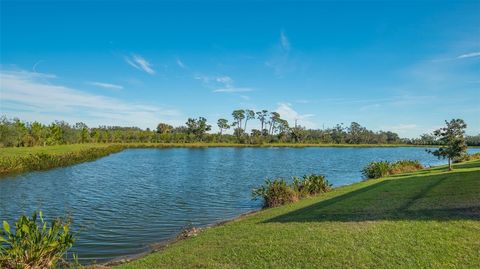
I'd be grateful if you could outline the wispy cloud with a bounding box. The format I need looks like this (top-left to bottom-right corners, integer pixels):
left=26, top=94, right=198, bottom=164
left=0, top=69, right=180, bottom=128
left=280, top=30, right=290, bottom=52
left=125, top=54, right=155, bottom=74
left=456, top=51, right=480, bottom=59
left=176, top=58, right=187, bottom=69
left=213, top=87, right=253, bottom=93
left=265, top=30, right=299, bottom=77
left=86, top=81, right=123, bottom=90
left=276, top=103, right=315, bottom=128
left=194, top=74, right=253, bottom=94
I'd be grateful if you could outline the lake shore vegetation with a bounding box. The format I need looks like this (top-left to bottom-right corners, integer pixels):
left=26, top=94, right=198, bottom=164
left=2, top=115, right=479, bottom=148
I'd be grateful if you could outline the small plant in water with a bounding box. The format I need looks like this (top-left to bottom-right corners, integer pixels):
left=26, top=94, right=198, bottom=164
left=0, top=211, right=75, bottom=269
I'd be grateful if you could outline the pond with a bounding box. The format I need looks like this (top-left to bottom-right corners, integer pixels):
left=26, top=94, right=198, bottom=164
left=1, top=147, right=479, bottom=263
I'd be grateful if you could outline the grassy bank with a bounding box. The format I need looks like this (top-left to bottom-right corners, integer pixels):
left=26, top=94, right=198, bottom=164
left=115, top=160, right=480, bottom=268
left=0, top=144, right=124, bottom=176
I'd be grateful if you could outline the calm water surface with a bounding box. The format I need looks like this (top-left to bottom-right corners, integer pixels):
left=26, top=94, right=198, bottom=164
left=1, top=147, right=479, bottom=263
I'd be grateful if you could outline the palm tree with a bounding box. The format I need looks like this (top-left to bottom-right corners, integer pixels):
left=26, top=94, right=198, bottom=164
left=256, top=110, right=268, bottom=132
left=232, top=109, right=245, bottom=130
left=244, top=109, right=255, bottom=131
left=269, top=112, right=281, bottom=135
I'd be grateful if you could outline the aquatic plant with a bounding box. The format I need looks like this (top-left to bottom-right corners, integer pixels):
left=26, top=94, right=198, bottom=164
left=0, top=211, right=75, bottom=269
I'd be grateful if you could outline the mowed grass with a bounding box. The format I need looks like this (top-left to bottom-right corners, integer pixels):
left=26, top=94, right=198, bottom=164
left=115, top=160, right=480, bottom=268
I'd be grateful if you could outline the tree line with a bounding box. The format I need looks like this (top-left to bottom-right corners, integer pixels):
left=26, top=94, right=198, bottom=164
left=1, top=112, right=478, bottom=147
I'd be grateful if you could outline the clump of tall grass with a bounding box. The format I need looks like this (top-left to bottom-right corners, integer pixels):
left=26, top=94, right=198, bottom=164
left=0, top=145, right=124, bottom=176
left=252, top=179, right=298, bottom=208
left=292, top=174, right=332, bottom=198
left=453, top=152, right=480, bottom=163
left=362, top=160, right=424, bottom=179
left=0, top=211, right=76, bottom=269
left=253, top=174, right=332, bottom=208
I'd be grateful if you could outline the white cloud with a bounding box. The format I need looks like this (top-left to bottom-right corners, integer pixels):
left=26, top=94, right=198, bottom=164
left=194, top=74, right=253, bottom=94
left=456, top=52, right=480, bottom=59
left=280, top=31, right=290, bottom=52
left=86, top=81, right=123, bottom=90
left=215, top=76, right=233, bottom=86
left=265, top=30, right=298, bottom=77
left=275, top=103, right=315, bottom=128
left=213, top=87, right=253, bottom=93
left=125, top=54, right=155, bottom=74
left=0, top=70, right=180, bottom=128
left=176, top=58, right=187, bottom=69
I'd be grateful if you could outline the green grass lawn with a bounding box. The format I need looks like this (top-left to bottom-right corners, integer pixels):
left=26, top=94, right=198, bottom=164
left=115, top=160, right=480, bottom=268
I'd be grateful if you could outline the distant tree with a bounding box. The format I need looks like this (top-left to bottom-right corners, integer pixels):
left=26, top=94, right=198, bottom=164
left=185, top=117, right=211, bottom=141
left=466, top=134, right=480, bottom=146
left=30, top=121, right=47, bottom=146
left=244, top=109, right=255, bottom=131
left=47, top=123, right=64, bottom=145
left=428, top=119, right=468, bottom=171
left=232, top=110, right=245, bottom=130
left=268, top=112, right=281, bottom=135
left=156, top=123, right=173, bottom=134
left=217, top=118, right=230, bottom=135
left=256, top=110, right=269, bottom=133
left=290, top=125, right=306, bottom=143
left=75, top=122, right=89, bottom=143
left=250, top=129, right=262, bottom=137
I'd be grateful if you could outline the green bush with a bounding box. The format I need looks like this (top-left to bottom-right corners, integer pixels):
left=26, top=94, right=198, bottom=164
left=0, top=211, right=75, bottom=269
left=362, top=161, right=391, bottom=179
left=292, top=174, right=332, bottom=198
left=254, top=174, right=332, bottom=208
left=362, top=160, right=424, bottom=179
left=454, top=152, right=480, bottom=163
left=252, top=179, right=298, bottom=208
left=389, top=160, right=423, bottom=174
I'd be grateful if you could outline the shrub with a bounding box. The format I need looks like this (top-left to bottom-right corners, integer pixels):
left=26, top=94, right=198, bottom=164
left=252, top=179, right=298, bottom=208
left=362, top=160, right=424, bottom=179
left=362, top=161, right=391, bottom=179
left=454, top=152, right=480, bottom=163
left=254, top=174, right=332, bottom=208
left=389, top=160, right=423, bottom=174
left=292, top=174, right=332, bottom=198
left=0, top=211, right=75, bottom=269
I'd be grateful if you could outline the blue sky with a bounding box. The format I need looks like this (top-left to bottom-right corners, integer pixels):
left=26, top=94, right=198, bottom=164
left=1, top=0, right=479, bottom=137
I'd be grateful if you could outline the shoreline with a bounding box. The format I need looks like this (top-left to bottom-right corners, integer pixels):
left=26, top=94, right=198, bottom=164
left=102, top=209, right=262, bottom=267
left=105, top=159, right=474, bottom=268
